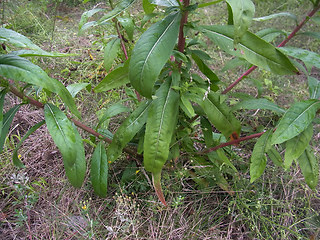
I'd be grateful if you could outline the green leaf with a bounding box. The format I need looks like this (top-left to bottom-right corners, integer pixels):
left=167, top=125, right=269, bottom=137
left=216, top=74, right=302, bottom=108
left=201, top=25, right=298, bottom=75
left=250, top=130, right=272, bottom=183
left=94, top=60, right=130, bottom=92
left=66, top=83, right=90, bottom=98
left=180, top=92, right=196, bottom=118
left=266, top=146, right=283, bottom=167
left=191, top=53, right=220, bottom=89
left=0, top=55, right=80, bottom=118
left=200, top=116, right=213, bottom=147
left=297, top=146, right=319, bottom=190
left=104, top=38, right=121, bottom=72
left=232, top=98, right=285, bottom=114
left=0, top=104, right=21, bottom=152
left=10, top=49, right=73, bottom=58
left=199, top=91, right=241, bottom=139
left=198, top=0, right=224, bottom=8
left=143, top=0, right=155, bottom=14
left=253, top=12, right=298, bottom=25
left=97, top=103, right=130, bottom=129
left=225, top=0, right=255, bottom=45
left=284, top=124, right=313, bottom=170
left=150, top=0, right=179, bottom=7
left=221, top=57, right=248, bottom=71
left=129, top=12, right=181, bottom=98
left=13, top=120, right=45, bottom=168
left=255, top=28, right=286, bottom=42
left=79, top=8, right=104, bottom=33
left=311, top=16, right=320, bottom=25
left=107, top=100, right=151, bottom=163
left=91, top=142, right=108, bottom=197
left=117, top=17, right=135, bottom=41
left=44, top=104, right=86, bottom=188
left=279, top=47, right=320, bottom=69
left=308, top=76, right=320, bottom=99
left=298, top=31, right=320, bottom=40
left=144, top=78, right=179, bottom=173
left=271, top=100, right=320, bottom=144
left=98, top=0, right=136, bottom=24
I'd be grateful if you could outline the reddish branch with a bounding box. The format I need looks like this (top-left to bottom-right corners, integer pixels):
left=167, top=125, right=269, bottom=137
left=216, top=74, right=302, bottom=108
left=222, top=4, right=320, bottom=94
left=177, top=0, right=190, bottom=60
left=9, top=85, right=138, bottom=157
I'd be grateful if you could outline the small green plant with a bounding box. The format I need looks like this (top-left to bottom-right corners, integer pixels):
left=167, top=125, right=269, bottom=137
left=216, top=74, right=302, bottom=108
left=0, top=0, right=319, bottom=210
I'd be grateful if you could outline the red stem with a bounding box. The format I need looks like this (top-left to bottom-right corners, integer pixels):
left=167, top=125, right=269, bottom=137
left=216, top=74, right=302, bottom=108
left=177, top=0, right=190, bottom=56
left=222, top=4, right=320, bottom=94
left=9, top=86, right=138, bottom=157
left=197, top=131, right=265, bottom=155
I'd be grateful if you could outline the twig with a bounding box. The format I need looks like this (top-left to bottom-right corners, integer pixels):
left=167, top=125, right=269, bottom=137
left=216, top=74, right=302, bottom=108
left=222, top=4, right=320, bottom=94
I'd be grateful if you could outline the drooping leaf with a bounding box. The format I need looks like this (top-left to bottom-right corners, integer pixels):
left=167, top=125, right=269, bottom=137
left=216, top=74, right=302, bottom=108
left=266, top=146, right=283, bottom=167
left=107, top=100, right=151, bottom=163
left=255, top=28, right=286, bottom=42
left=144, top=79, right=179, bottom=173
left=199, top=91, right=241, bottom=139
left=191, top=52, right=219, bottom=90
left=308, top=76, right=320, bottom=99
left=150, top=0, right=179, bottom=7
left=117, top=17, right=135, bottom=41
left=79, top=8, right=104, bottom=33
left=200, top=116, right=213, bottom=147
left=284, top=124, right=313, bottom=170
left=91, top=142, right=108, bottom=197
left=94, top=60, right=130, bottom=92
left=12, top=120, right=45, bottom=168
left=0, top=55, right=80, bottom=118
left=104, top=38, right=121, bottom=72
left=201, top=25, right=298, bottom=75
left=66, top=83, right=90, bottom=98
left=250, top=130, right=272, bottom=183
left=180, top=92, right=196, bottom=118
left=232, top=98, right=285, bottom=114
left=253, top=12, right=298, bottom=25
left=129, top=12, right=181, bottom=98
left=297, top=146, right=319, bottom=190
left=97, top=103, right=130, bottom=129
left=271, top=100, right=320, bottom=144
left=44, top=104, right=85, bottom=188
left=279, top=47, right=320, bottom=69
left=225, top=0, right=255, bottom=45
left=0, top=104, right=21, bottom=152
left=98, top=0, right=136, bottom=24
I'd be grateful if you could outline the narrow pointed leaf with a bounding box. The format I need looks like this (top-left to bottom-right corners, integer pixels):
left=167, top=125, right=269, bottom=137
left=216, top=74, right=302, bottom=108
left=10, top=49, right=72, bottom=57
left=232, top=98, right=285, bottom=114
left=67, top=83, right=90, bottom=98
left=267, top=146, right=283, bottom=167
left=152, top=171, right=167, bottom=206
left=94, top=60, right=130, bottom=92
left=79, top=8, right=104, bottom=33
left=297, top=146, right=319, bottom=190
left=299, top=31, right=320, bottom=40
left=44, top=104, right=85, bottom=188
left=104, top=38, right=120, bottom=72
left=308, top=76, right=320, bottom=99
left=253, top=12, right=298, bottom=25
left=98, top=0, right=136, bottom=24
left=201, top=25, right=298, bottom=75
left=284, top=124, right=313, bottom=170
left=0, top=104, right=21, bottom=152
left=271, top=100, right=320, bottom=144
left=0, top=55, right=80, bottom=118
left=279, top=47, right=320, bottom=69
left=107, top=100, right=151, bottom=163
left=97, top=103, right=130, bottom=129
left=250, top=130, right=272, bottom=183
left=200, top=116, right=213, bottom=147
left=91, top=142, right=108, bottom=197
left=129, top=12, right=181, bottom=98
left=199, top=91, right=241, bottom=139
left=0, top=28, right=42, bottom=50
left=198, top=0, right=224, bottom=8
left=180, top=93, right=196, bottom=118
left=117, top=17, right=134, bottom=41
left=144, top=79, right=179, bottom=174
left=143, top=0, right=155, bottom=14
left=13, top=120, right=45, bottom=168
left=225, top=0, right=255, bottom=44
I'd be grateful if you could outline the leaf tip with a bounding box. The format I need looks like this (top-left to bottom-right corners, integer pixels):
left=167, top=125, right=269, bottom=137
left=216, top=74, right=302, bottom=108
left=152, top=172, right=167, bottom=206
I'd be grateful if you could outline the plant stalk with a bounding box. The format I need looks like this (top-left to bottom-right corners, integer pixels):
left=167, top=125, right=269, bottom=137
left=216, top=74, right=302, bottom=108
left=177, top=0, right=190, bottom=56
left=9, top=85, right=139, bottom=157
left=222, top=4, right=320, bottom=94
